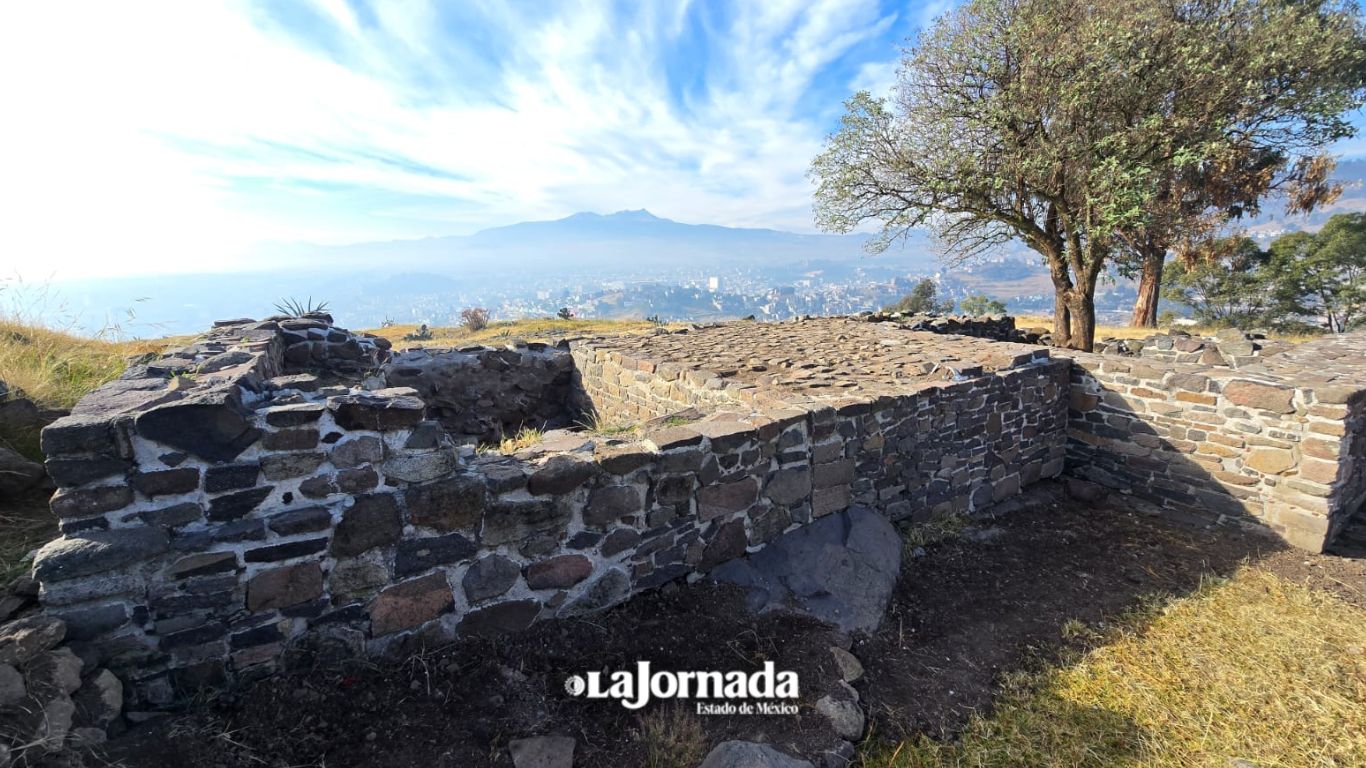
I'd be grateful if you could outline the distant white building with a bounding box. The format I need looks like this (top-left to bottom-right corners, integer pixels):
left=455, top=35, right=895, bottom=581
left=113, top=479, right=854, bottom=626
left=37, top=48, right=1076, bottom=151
left=708, top=276, right=722, bottom=292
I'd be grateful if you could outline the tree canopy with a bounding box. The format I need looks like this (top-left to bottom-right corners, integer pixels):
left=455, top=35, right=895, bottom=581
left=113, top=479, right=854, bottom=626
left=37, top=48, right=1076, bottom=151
left=812, top=0, right=1366, bottom=350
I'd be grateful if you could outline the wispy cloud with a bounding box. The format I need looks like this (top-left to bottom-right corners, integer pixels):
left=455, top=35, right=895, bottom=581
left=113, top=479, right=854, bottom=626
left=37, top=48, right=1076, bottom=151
left=3, top=0, right=1361, bottom=280
left=0, top=0, right=926, bottom=278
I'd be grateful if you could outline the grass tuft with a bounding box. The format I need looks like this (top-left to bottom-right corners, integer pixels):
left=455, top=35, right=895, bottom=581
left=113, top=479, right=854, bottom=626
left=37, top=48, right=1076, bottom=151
left=859, top=567, right=1366, bottom=768
left=634, top=706, right=707, bottom=768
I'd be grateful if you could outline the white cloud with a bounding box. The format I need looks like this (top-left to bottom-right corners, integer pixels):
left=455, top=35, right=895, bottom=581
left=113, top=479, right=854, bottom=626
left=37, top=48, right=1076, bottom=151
left=0, top=0, right=907, bottom=279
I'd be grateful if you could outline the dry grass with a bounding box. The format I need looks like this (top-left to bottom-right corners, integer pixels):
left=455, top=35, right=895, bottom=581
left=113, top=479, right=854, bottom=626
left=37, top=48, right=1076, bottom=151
left=859, top=567, right=1366, bottom=768
left=0, top=502, right=56, bottom=584
left=366, top=318, right=683, bottom=348
left=634, top=706, right=708, bottom=768
left=482, top=427, right=543, bottom=456
left=1014, top=315, right=1321, bottom=343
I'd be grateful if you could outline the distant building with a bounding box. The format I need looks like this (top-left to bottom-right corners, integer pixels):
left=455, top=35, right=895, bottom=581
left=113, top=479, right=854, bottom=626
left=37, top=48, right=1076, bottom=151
left=708, top=276, right=721, bottom=292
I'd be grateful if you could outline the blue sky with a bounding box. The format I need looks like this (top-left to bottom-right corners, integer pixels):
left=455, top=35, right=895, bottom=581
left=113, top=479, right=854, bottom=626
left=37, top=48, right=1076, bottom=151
left=0, top=0, right=1361, bottom=279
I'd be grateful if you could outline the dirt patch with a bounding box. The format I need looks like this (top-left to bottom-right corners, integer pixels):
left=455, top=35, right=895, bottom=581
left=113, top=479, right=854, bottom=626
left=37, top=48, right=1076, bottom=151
left=99, top=482, right=1363, bottom=767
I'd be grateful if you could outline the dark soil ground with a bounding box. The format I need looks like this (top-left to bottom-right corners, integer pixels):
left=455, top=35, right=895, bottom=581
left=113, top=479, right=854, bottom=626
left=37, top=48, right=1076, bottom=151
left=96, top=481, right=1365, bottom=767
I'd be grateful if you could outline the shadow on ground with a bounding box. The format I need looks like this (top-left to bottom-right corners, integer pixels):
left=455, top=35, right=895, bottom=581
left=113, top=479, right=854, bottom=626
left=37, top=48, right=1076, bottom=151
left=99, top=480, right=1364, bottom=768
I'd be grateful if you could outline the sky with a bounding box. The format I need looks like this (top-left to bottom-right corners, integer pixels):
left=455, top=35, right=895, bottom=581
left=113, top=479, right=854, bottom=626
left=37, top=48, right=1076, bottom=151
left=1, top=0, right=1362, bottom=282
left=0, top=0, right=956, bottom=281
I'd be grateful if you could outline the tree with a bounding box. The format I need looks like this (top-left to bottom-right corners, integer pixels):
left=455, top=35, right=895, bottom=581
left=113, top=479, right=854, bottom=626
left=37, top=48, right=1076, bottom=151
left=1161, top=237, right=1289, bottom=328
left=460, top=307, right=490, bottom=332
left=884, top=278, right=952, bottom=314
left=1266, top=214, right=1366, bottom=332
left=960, top=294, right=1006, bottom=316
left=556, top=307, right=575, bottom=320
left=812, top=0, right=1366, bottom=350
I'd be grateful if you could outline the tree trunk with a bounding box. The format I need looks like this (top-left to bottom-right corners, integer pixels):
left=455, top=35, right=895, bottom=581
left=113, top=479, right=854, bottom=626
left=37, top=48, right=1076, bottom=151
left=1052, top=287, right=1072, bottom=348
left=1130, top=245, right=1164, bottom=328
left=1067, top=290, right=1097, bottom=351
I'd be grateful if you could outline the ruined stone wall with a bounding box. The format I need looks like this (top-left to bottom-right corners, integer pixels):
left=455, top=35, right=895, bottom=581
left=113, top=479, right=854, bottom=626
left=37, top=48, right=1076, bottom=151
left=385, top=344, right=577, bottom=443
left=26, top=317, right=1072, bottom=710
left=569, top=343, right=737, bottom=424
left=1059, top=337, right=1366, bottom=552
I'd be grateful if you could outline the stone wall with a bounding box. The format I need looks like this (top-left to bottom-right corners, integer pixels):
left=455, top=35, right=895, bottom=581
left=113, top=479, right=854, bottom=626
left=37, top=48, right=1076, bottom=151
left=24, top=316, right=1071, bottom=713
left=1060, top=333, right=1366, bottom=551
left=19, top=314, right=1365, bottom=721
left=385, top=344, right=577, bottom=443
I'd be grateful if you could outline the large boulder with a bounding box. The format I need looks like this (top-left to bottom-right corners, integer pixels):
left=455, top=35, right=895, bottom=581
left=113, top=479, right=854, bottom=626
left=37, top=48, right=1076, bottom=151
left=0, top=444, right=44, bottom=498
left=710, top=506, right=900, bottom=634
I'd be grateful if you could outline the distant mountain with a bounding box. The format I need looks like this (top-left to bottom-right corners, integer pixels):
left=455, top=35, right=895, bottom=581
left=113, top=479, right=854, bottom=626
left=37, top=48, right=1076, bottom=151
left=243, top=209, right=940, bottom=276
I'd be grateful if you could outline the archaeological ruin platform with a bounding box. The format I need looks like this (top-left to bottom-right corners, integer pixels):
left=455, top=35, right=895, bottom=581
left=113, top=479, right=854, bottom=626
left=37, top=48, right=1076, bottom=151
left=20, top=314, right=1366, bottom=710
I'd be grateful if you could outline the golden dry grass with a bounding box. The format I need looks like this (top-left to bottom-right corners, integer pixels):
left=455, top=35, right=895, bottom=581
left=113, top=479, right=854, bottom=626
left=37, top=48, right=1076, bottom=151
left=365, top=318, right=684, bottom=348
left=859, top=568, right=1366, bottom=768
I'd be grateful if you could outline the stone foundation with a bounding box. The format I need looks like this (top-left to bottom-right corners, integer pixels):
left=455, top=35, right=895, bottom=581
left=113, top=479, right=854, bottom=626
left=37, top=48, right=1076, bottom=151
left=20, top=315, right=1366, bottom=714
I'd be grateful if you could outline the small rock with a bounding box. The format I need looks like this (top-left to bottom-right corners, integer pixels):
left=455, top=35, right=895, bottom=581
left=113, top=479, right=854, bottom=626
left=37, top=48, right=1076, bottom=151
left=1065, top=478, right=1108, bottom=503
left=699, top=741, right=814, bottom=768
left=0, top=663, right=25, bottom=706
left=0, top=616, right=66, bottom=666
left=816, top=684, right=864, bottom=741
left=509, top=734, right=575, bottom=768
left=829, top=647, right=863, bottom=683
left=73, top=668, right=122, bottom=728
left=26, top=648, right=83, bottom=699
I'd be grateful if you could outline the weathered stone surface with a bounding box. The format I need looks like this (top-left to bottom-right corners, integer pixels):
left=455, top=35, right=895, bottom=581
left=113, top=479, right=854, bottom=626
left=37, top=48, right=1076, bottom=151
left=245, top=537, right=327, bottom=562
left=203, top=463, right=260, bottom=492
left=482, top=498, right=569, bottom=547
left=509, top=735, right=576, bottom=768
left=1245, top=447, right=1296, bottom=475
left=50, top=485, right=132, bottom=519
left=459, top=599, right=539, bottom=637
left=698, top=741, right=814, bottom=768
left=329, top=392, right=425, bottom=431
left=40, top=413, right=118, bottom=459
left=138, top=502, right=203, bottom=529
left=336, top=466, right=379, bottom=494
left=405, top=475, right=485, bottom=532
left=0, top=663, right=24, bottom=707
left=331, top=494, right=402, bottom=557
left=764, top=467, right=812, bottom=506
left=267, top=506, right=332, bottom=536
left=600, top=528, right=641, bottom=557
left=26, top=648, right=83, bottom=699
left=0, top=616, right=66, bottom=666
left=246, top=562, right=323, bottom=611
left=168, top=551, right=238, bottom=579
left=712, top=506, right=900, bottom=633
left=698, top=477, right=759, bottom=520
left=369, top=572, right=452, bottom=636
left=1223, top=380, right=1294, bottom=413
left=263, top=403, right=324, bottom=427
left=329, top=556, right=390, bottom=599
left=262, top=429, right=320, bottom=451
left=135, top=390, right=261, bottom=462
left=527, top=455, right=596, bottom=495
left=462, top=555, right=521, bottom=603
left=816, top=685, right=865, bottom=740
left=382, top=450, right=459, bottom=483
left=33, top=528, right=168, bottom=582
left=43, top=456, right=129, bottom=488
left=330, top=435, right=385, bottom=468
left=584, top=485, right=643, bottom=528
left=129, top=467, right=199, bottom=497
left=699, top=519, right=748, bottom=571
left=561, top=568, right=630, bottom=616
left=830, top=646, right=863, bottom=682
left=208, top=486, right=274, bottom=521
left=525, top=555, right=592, bottom=590
left=261, top=452, right=325, bottom=480
left=395, top=533, right=477, bottom=576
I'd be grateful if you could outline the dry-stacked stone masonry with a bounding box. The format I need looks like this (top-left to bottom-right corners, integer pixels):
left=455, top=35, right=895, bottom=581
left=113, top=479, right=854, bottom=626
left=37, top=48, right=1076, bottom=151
left=16, top=314, right=1366, bottom=715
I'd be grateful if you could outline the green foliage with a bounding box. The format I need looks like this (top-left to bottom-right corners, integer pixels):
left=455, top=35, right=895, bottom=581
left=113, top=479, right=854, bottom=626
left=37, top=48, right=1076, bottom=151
left=884, top=279, right=953, bottom=314
left=1164, top=214, right=1366, bottom=332
left=960, top=294, right=1007, bottom=316
left=273, top=297, right=329, bottom=317
left=811, top=0, right=1366, bottom=350
left=1265, top=214, right=1366, bottom=332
